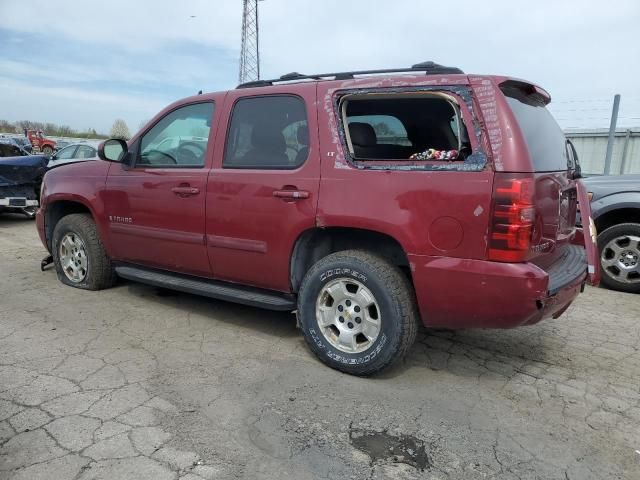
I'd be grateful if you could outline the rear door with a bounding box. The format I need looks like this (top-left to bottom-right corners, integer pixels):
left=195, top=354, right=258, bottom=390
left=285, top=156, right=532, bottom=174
left=205, top=85, right=320, bottom=292
left=500, top=81, right=578, bottom=270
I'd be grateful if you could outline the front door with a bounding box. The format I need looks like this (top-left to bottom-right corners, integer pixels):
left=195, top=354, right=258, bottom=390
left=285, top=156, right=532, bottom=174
left=104, top=101, right=218, bottom=277
left=206, top=86, right=320, bottom=292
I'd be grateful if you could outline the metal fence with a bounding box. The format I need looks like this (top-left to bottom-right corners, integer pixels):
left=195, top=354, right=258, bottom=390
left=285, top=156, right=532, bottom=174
left=565, top=128, right=640, bottom=175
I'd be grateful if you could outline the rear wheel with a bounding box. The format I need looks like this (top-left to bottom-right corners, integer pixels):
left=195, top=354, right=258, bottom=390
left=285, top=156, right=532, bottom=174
left=52, top=213, right=116, bottom=290
left=297, top=250, right=419, bottom=376
left=42, top=145, right=53, bottom=157
left=598, top=223, right=640, bottom=293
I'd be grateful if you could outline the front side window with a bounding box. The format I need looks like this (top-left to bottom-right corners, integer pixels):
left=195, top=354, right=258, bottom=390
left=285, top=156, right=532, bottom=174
left=224, top=95, right=309, bottom=169
left=76, top=146, right=97, bottom=159
left=139, top=102, right=214, bottom=168
left=55, top=146, right=77, bottom=160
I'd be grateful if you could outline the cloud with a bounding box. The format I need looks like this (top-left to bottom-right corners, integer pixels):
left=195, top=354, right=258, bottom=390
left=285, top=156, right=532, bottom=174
left=0, top=0, right=639, bottom=131
left=0, top=78, right=170, bottom=132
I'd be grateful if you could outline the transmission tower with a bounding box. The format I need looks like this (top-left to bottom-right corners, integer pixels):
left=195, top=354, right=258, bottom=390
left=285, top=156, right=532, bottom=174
left=239, top=0, right=260, bottom=83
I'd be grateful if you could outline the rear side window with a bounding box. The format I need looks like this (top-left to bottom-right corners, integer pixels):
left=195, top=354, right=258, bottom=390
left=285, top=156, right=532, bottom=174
left=340, top=94, right=470, bottom=161
left=224, top=95, right=309, bottom=169
left=501, top=83, right=568, bottom=172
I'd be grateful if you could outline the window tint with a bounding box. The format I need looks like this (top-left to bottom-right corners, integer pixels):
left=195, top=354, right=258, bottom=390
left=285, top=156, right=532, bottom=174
left=55, top=146, right=77, bottom=160
left=502, top=84, right=568, bottom=172
left=224, top=96, right=308, bottom=169
left=139, top=102, right=214, bottom=167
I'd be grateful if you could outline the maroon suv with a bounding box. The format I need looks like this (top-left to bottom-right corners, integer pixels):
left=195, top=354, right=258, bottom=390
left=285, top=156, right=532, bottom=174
left=36, top=62, right=600, bottom=375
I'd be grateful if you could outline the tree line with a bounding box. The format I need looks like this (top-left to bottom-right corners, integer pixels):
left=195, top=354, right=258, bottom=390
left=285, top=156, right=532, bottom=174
left=0, top=119, right=132, bottom=140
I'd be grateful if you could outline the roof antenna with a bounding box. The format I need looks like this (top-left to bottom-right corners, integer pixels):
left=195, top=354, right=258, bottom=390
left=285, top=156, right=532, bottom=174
left=197, top=90, right=203, bottom=95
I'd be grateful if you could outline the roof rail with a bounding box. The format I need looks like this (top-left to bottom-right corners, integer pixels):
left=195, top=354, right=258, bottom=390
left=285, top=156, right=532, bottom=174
left=236, top=61, right=463, bottom=89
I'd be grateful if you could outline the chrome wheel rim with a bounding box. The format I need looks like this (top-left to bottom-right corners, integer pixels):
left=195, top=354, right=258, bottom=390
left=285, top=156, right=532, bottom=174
left=601, top=235, right=640, bottom=284
left=59, top=232, right=88, bottom=283
left=315, top=278, right=381, bottom=354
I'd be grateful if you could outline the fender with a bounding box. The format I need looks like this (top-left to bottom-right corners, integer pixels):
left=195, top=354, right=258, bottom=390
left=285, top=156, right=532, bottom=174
left=590, top=191, right=640, bottom=220
left=41, top=160, right=113, bottom=255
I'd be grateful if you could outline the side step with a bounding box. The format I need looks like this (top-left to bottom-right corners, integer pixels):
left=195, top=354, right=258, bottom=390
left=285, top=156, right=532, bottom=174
left=115, top=265, right=296, bottom=311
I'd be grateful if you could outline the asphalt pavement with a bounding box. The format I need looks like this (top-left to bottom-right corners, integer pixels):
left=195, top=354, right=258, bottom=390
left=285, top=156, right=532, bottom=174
left=1, top=213, right=639, bottom=479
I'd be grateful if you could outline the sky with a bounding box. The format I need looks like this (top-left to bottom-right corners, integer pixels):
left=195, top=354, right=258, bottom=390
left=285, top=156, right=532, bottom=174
left=0, top=0, right=639, bottom=134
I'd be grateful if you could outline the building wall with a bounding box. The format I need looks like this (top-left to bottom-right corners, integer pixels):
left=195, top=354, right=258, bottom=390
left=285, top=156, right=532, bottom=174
left=565, top=128, right=640, bottom=175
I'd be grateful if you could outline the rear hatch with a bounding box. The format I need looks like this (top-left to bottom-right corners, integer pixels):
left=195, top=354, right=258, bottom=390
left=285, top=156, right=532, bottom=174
left=489, top=81, right=590, bottom=291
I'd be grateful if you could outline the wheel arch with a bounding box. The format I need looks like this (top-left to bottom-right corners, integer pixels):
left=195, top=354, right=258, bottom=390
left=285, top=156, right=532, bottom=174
left=289, top=227, right=411, bottom=293
left=595, top=206, right=640, bottom=233
left=45, top=199, right=95, bottom=251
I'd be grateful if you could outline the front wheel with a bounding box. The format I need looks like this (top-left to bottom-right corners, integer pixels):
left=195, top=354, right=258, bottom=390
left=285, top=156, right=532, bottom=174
left=598, top=223, right=640, bottom=293
left=297, top=250, right=419, bottom=376
left=42, top=146, right=53, bottom=157
left=51, top=213, right=116, bottom=290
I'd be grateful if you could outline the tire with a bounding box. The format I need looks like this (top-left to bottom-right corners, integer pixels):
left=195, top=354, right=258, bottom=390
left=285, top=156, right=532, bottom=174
left=51, top=213, right=116, bottom=290
left=42, top=146, right=53, bottom=157
left=297, top=250, right=419, bottom=376
left=597, top=222, right=640, bottom=294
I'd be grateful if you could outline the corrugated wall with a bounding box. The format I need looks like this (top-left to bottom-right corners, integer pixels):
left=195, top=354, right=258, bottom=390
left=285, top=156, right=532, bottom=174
left=565, top=128, right=640, bottom=175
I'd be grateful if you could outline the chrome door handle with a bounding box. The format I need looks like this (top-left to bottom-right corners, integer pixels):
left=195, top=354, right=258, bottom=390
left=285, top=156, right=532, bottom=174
left=171, top=186, right=200, bottom=196
left=273, top=190, right=309, bottom=200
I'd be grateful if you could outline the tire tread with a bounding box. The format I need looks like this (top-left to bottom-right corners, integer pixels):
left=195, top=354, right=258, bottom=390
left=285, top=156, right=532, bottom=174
left=298, top=249, right=419, bottom=376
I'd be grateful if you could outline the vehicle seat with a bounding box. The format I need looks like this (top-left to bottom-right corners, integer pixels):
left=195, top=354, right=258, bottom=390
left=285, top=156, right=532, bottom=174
left=241, top=124, right=289, bottom=166
left=349, top=122, right=378, bottom=159
left=295, top=125, right=309, bottom=164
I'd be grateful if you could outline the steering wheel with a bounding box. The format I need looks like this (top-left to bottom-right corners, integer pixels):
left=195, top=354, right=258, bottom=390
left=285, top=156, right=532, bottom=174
left=141, top=149, right=177, bottom=165
left=176, top=142, right=206, bottom=165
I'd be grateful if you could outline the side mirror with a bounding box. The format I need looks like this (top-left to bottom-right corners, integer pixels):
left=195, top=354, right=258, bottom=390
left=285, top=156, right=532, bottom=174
left=98, top=139, right=128, bottom=162
left=567, top=139, right=582, bottom=179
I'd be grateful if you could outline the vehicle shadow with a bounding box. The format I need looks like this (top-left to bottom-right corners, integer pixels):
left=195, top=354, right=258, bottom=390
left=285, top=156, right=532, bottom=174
left=122, top=280, right=300, bottom=340
left=0, top=213, right=36, bottom=226
left=120, top=278, right=560, bottom=382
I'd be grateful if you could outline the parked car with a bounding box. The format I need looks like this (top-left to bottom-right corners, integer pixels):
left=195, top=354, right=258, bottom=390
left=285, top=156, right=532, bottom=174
left=47, top=143, right=97, bottom=168
left=12, top=136, right=33, bottom=153
left=580, top=174, right=640, bottom=293
left=36, top=62, right=599, bottom=375
left=0, top=137, right=30, bottom=157
left=0, top=140, right=48, bottom=217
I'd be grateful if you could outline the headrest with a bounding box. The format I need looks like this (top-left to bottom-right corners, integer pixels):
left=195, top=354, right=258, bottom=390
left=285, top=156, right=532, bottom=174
left=296, top=125, right=309, bottom=146
left=251, top=124, right=285, bottom=152
left=349, top=122, right=377, bottom=147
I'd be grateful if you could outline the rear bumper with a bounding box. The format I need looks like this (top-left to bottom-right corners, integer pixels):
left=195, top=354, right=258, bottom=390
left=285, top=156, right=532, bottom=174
left=409, top=247, right=587, bottom=329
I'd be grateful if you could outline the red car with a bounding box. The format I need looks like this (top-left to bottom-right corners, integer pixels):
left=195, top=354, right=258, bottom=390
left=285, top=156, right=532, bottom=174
left=36, top=62, right=600, bottom=375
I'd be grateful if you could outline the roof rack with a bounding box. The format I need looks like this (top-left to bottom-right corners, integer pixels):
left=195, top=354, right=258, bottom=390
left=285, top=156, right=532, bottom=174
left=236, top=61, right=463, bottom=89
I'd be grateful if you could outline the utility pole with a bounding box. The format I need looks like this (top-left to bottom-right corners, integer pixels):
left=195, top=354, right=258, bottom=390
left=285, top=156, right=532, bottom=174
left=239, top=0, right=260, bottom=84
left=603, top=94, right=620, bottom=175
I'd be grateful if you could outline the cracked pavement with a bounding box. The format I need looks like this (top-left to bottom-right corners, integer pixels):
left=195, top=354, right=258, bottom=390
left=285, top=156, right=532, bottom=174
left=1, top=214, right=639, bottom=480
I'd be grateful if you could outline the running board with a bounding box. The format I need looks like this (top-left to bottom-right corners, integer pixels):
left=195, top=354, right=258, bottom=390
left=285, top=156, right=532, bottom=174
left=115, top=265, right=296, bottom=311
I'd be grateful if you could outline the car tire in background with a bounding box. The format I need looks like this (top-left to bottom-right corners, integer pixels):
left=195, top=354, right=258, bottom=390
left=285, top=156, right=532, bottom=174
left=52, top=213, right=116, bottom=290
left=297, top=249, right=419, bottom=376
left=597, top=222, right=640, bottom=294
left=42, top=146, right=53, bottom=157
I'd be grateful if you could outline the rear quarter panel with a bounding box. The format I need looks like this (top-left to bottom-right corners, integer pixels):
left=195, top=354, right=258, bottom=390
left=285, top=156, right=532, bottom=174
left=316, top=78, right=494, bottom=259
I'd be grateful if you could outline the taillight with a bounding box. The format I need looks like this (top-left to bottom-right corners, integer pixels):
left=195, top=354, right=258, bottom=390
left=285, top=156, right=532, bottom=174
left=488, top=173, right=536, bottom=262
